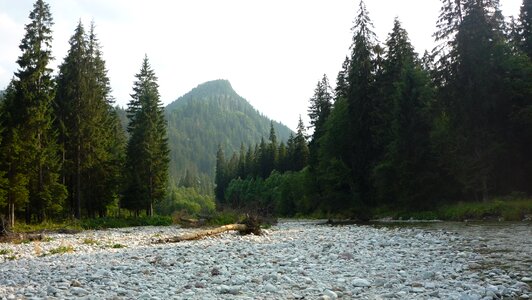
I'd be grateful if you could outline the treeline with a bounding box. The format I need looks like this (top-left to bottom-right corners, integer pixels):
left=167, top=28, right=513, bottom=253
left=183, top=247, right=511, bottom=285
left=216, top=0, right=532, bottom=218
left=214, top=120, right=309, bottom=213
left=0, top=0, right=169, bottom=227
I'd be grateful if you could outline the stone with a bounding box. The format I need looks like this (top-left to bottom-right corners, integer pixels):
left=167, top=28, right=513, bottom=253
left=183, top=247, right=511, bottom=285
left=264, top=283, right=277, bottom=293
left=323, top=289, right=338, bottom=299
left=70, top=287, right=88, bottom=296
left=521, top=277, right=532, bottom=283
left=219, top=285, right=240, bottom=295
left=352, top=278, right=371, bottom=287
left=47, top=286, right=59, bottom=296
left=70, top=279, right=82, bottom=287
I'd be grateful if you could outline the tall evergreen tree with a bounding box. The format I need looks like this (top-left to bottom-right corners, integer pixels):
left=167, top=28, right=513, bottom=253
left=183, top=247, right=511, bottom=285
left=308, top=74, right=333, bottom=171
left=292, top=116, right=310, bottom=171
left=335, top=57, right=350, bottom=100
left=123, top=56, right=169, bottom=216
left=346, top=0, right=379, bottom=210
left=55, top=21, right=123, bottom=218
left=373, top=19, right=438, bottom=208
left=518, top=0, right=532, bottom=58
left=214, top=145, right=226, bottom=204
left=55, top=21, right=87, bottom=218
left=1, top=0, right=66, bottom=223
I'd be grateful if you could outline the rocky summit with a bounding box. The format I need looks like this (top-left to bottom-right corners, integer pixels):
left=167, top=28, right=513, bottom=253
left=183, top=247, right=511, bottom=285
left=0, top=220, right=530, bottom=299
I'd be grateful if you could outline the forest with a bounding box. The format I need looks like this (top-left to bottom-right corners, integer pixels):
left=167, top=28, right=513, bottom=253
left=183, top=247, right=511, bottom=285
left=0, top=0, right=531, bottom=227
left=215, top=0, right=532, bottom=219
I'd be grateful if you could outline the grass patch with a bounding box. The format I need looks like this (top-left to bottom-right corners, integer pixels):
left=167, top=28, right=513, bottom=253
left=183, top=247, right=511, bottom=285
left=373, top=198, right=532, bottom=221
left=49, top=245, right=74, bottom=255
left=0, top=249, right=12, bottom=255
left=438, top=198, right=532, bottom=221
left=110, top=243, right=126, bottom=249
left=79, top=216, right=172, bottom=230
left=12, top=221, right=82, bottom=233
left=82, top=238, right=99, bottom=245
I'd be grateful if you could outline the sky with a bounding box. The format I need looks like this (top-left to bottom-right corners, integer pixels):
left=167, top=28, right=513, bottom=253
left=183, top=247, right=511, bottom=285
left=0, top=0, right=524, bottom=130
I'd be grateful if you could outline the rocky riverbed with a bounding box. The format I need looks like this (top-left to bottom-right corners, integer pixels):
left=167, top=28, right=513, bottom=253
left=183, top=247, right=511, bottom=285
left=0, top=220, right=530, bottom=299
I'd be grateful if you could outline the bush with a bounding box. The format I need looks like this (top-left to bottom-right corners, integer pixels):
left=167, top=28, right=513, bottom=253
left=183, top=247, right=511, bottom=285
left=155, top=187, right=215, bottom=216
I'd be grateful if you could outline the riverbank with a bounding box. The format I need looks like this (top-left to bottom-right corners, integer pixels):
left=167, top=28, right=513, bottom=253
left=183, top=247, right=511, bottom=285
left=0, top=220, right=530, bottom=299
left=373, top=198, right=532, bottom=222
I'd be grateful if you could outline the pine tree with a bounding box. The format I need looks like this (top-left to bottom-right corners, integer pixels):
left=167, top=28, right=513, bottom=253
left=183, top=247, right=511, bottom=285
left=124, top=56, right=169, bottom=216
left=214, top=145, right=227, bottom=203
left=2, top=0, right=66, bottom=223
left=308, top=74, right=333, bottom=171
left=268, top=122, right=278, bottom=171
left=518, top=0, right=532, bottom=58
left=55, top=21, right=87, bottom=218
left=55, top=21, right=123, bottom=218
left=373, top=19, right=438, bottom=208
left=335, top=57, right=350, bottom=100
left=292, top=116, right=309, bottom=171
left=346, top=0, right=378, bottom=209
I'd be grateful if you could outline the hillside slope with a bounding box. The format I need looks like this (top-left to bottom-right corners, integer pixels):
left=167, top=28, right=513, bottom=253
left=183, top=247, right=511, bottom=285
left=165, top=79, right=292, bottom=192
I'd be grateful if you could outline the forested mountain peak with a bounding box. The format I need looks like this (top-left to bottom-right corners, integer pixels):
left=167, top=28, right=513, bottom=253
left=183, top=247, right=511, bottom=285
left=166, top=79, right=240, bottom=112
left=165, top=79, right=293, bottom=193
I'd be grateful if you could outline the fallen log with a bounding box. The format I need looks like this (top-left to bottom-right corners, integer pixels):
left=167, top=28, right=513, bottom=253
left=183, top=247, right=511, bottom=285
left=155, top=224, right=248, bottom=243
left=155, top=216, right=262, bottom=243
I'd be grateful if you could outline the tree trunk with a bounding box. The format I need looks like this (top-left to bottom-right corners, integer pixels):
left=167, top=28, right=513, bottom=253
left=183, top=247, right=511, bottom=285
left=155, top=224, right=248, bottom=243
left=75, top=142, right=81, bottom=219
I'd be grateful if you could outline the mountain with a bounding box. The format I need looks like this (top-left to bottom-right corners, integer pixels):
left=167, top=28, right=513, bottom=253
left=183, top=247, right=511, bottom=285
left=165, top=79, right=293, bottom=192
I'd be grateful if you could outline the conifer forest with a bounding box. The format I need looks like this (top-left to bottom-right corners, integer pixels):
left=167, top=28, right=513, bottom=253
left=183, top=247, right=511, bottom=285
left=0, top=0, right=531, bottom=226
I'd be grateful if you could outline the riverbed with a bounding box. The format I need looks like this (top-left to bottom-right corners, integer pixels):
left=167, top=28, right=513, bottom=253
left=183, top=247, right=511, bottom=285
left=0, top=220, right=530, bottom=299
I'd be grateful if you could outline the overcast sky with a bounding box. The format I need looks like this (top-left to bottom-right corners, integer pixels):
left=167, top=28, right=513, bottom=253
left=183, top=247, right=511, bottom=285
left=0, top=0, right=523, bottom=130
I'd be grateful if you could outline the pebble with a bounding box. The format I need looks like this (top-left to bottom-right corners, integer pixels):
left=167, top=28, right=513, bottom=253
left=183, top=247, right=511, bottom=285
left=0, top=220, right=529, bottom=299
left=352, top=278, right=371, bottom=287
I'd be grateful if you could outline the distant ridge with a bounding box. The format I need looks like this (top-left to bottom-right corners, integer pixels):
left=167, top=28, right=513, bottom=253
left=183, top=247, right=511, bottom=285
left=165, top=79, right=293, bottom=191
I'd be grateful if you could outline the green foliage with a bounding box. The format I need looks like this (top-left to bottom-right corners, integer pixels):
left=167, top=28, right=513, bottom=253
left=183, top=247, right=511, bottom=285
left=155, top=186, right=215, bottom=216
left=224, top=170, right=312, bottom=216
left=0, top=0, right=66, bottom=224
left=205, top=210, right=243, bottom=226
left=0, top=249, right=12, bottom=255
left=166, top=80, right=292, bottom=193
left=55, top=21, right=125, bottom=219
left=78, top=216, right=172, bottom=229
left=82, top=238, right=99, bottom=245
left=49, top=245, right=74, bottom=255
left=123, top=56, right=170, bottom=216
left=438, top=198, right=532, bottom=221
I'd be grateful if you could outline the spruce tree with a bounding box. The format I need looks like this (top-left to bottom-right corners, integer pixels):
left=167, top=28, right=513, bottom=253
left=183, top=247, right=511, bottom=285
left=214, top=145, right=226, bottom=203
left=124, top=56, right=169, bottom=216
left=2, top=0, right=66, bottom=223
left=346, top=0, right=378, bottom=209
left=373, top=19, right=438, bottom=208
left=55, top=21, right=123, bottom=218
left=308, top=74, right=333, bottom=171
left=55, top=21, right=87, bottom=218
left=292, top=116, right=309, bottom=171
left=518, top=0, right=532, bottom=58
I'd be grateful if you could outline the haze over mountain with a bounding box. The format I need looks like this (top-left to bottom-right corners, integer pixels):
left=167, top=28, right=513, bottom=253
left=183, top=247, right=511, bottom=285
left=165, top=79, right=293, bottom=192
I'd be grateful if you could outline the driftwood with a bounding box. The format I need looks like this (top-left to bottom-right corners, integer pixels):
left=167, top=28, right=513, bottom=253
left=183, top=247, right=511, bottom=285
left=155, top=216, right=262, bottom=244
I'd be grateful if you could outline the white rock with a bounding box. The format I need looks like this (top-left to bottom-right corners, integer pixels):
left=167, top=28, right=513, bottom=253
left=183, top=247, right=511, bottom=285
left=352, top=278, right=371, bottom=287
left=264, top=283, right=277, bottom=293
left=323, top=289, right=338, bottom=299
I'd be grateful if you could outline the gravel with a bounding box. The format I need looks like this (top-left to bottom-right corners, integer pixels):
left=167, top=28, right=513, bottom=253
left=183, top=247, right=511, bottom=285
left=0, top=220, right=530, bottom=299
